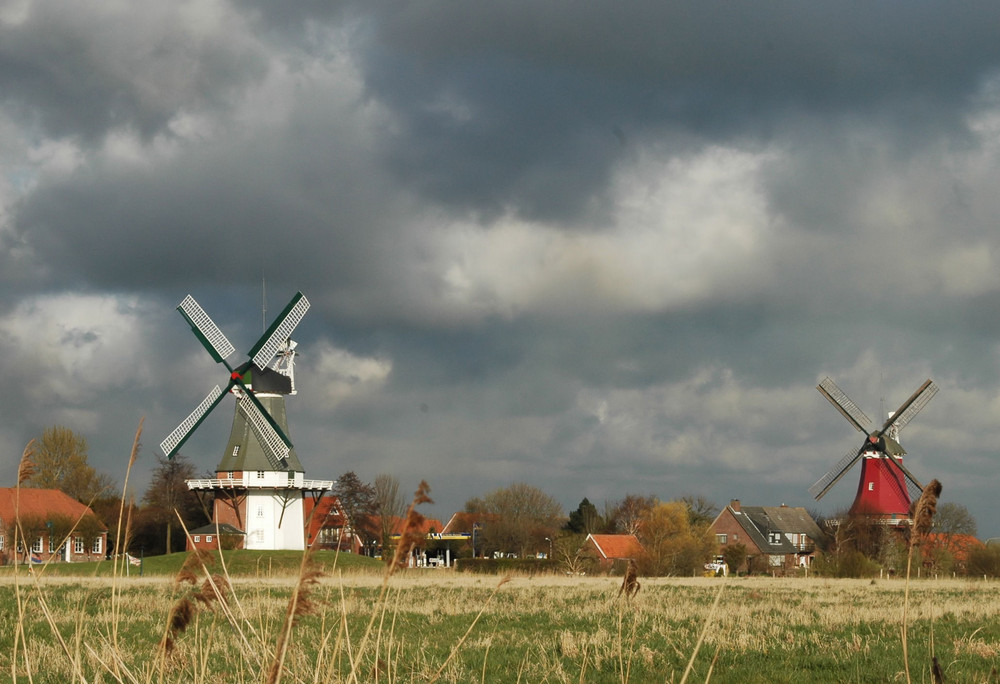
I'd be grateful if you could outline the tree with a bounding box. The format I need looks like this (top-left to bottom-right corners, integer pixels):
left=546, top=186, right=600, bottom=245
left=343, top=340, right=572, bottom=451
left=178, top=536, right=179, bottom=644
left=24, top=426, right=116, bottom=502
left=605, top=494, right=657, bottom=536
left=636, top=501, right=716, bottom=577
left=468, top=482, right=564, bottom=558
left=722, top=542, right=748, bottom=574
left=142, top=453, right=207, bottom=554
left=933, top=502, right=977, bottom=541
left=679, top=495, right=719, bottom=527
left=333, top=471, right=377, bottom=548
left=373, top=473, right=407, bottom=555
left=566, top=497, right=602, bottom=534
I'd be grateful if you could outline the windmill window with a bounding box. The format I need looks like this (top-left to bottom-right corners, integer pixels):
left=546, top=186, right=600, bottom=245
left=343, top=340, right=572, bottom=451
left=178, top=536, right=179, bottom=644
left=257, top=471, right=265, bottom=479
left=257, top=505, right=264, bottom=518
left=232, top=445, right=240, bottom=457
left=868, top=482, right=874, bottom=491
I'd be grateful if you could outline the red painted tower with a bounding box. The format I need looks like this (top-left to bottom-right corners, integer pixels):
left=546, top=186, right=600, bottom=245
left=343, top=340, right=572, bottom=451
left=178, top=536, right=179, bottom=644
left=849, top=454, right=912, bottom=517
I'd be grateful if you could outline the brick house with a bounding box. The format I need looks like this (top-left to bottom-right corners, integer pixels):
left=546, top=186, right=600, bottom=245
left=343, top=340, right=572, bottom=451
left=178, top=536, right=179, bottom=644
left=710, top=499, right=822, bottom=574
left=0, top=488, right=108, bottom=564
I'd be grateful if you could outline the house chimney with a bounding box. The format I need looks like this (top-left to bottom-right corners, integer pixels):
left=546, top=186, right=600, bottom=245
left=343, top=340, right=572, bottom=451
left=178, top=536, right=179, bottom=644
left=730, top=499, right=741, bottom=512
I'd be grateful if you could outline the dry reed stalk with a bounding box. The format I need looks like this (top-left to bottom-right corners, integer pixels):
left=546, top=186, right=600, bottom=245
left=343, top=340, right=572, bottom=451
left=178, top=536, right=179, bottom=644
left=156, top=513, right=257, bottom=681
left=426, top=575, right=511, bottom=684
left=12, top=440, right=36, bottom=684
left=265, top=533, right=324, bottom=684
left=902, top=478, right=942, bottom=684
left=348, top=481, right=434, bottom=684
left=110, top=418, right=143, bottom=652
left=679, top=581, right=726, bottom=684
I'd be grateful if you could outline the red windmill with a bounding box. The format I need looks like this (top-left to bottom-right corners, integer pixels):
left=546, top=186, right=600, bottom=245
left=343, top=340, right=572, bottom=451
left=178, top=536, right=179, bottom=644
left=809, top=377, right=938, bottom=518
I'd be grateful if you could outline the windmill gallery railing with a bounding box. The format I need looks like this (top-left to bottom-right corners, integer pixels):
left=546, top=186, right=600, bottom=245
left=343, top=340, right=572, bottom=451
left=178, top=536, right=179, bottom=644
left=186, top=477, right=334, bottom=491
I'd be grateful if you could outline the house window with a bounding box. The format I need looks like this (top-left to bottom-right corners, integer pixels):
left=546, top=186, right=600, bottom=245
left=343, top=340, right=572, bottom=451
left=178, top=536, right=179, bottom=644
left=0, top=534, right=4, bottom=550
left=716, top=534, right=727, bottom=544
left=48, top=537, right=54, bottom=553
left=733, top=533, right=738, bottom=541
left=206, top=535, right=213, bottom=543
left=769, top=533, right=782, bottom=545
left=74, top=538, right=84, bottom=554
left=32, top=538, right=43, bottom=553
left=92, top=538, right=102, bottom=555
left=194, top=535, right=201, bottom=543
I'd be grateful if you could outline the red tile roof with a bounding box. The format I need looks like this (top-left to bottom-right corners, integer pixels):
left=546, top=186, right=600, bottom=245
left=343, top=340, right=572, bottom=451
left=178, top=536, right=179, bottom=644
left=586, top=534, right=644, bottom=560
left=0, top=488, right=105, bottom=528
left=923, top=533, right=983, bottom=563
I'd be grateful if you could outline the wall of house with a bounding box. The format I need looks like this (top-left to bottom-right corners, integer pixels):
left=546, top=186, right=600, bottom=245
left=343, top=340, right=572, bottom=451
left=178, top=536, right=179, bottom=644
left=711, top=510, right=761, bottom=557
left=2, top=532, right=108, bottom=564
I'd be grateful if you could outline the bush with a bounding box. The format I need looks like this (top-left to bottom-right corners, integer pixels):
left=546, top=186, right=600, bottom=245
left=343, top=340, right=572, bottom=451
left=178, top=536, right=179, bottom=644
left=967, top=545, right=1000, bottom=577
left=812, top=550, right=881, bottom=578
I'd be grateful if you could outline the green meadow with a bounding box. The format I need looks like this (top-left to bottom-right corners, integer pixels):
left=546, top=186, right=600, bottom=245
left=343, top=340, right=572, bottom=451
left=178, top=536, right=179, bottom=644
left=2, top=552, right=1000, bottom=683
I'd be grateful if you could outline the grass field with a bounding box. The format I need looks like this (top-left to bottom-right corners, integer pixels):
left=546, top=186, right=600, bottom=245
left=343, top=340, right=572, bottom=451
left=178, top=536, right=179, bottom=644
left=3, top=551, right=1000, bottom=683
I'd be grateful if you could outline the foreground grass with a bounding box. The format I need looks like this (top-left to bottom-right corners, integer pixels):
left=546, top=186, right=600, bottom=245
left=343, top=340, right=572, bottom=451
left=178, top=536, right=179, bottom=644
left=3, top=563, right=1000, bottom=683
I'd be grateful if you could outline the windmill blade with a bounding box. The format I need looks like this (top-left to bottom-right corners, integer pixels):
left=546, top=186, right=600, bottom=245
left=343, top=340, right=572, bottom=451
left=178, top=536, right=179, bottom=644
left=885, top=457, right=924, bottom=501
left=809, top=445, right=865, bottom=500
left=249, top=292, right=310, bottom=371
left=178, top=295, right=236, bottom=365
left=160, top=385, right=227, bottom=458
left=232, top=376, right=294, bottom=450
left=880, top=379, right=938, bottom=435
left=817, top=377, right=874, bottom=434
left=237, top=395, right=290, bottom=469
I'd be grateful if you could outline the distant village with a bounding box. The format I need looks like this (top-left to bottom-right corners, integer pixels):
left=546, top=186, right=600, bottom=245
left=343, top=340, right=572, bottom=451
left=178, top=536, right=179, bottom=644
left=3, top=295, right=996, bottom=578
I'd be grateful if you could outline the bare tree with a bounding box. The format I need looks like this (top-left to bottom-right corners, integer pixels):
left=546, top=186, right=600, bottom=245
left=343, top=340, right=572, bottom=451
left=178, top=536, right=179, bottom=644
left=605, top=494, right=657, bottom=536
left=142, top=453, right=206, bottom=554
left=472, top=482, right=564, bottom=558
left=374, top=473, right=407, bottom=554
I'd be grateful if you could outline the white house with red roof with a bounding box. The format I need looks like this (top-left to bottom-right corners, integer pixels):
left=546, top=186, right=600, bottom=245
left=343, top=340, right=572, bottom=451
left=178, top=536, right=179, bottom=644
left=0, top=488, right=108, bottom=564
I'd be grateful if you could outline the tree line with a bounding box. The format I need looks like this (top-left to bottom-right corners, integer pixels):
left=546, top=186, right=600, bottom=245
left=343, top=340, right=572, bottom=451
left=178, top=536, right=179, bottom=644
left=13, top=425, right=992, bottom=577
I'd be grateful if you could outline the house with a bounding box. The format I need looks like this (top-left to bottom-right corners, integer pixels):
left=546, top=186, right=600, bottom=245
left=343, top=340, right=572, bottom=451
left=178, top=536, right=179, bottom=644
left=921, top=533, right=984, bottom=572
left=581, top=534, right=644, bottom=568
left=710, top=499, right=822, bottom=574
left=185, top=523, right=246, bottom=551
left=0, top=488, right=108, bottom=564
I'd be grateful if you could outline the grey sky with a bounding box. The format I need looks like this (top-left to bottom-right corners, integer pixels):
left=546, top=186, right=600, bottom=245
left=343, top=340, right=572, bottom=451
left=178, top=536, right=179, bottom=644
left=2, top=1, right=1000, bottom=536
